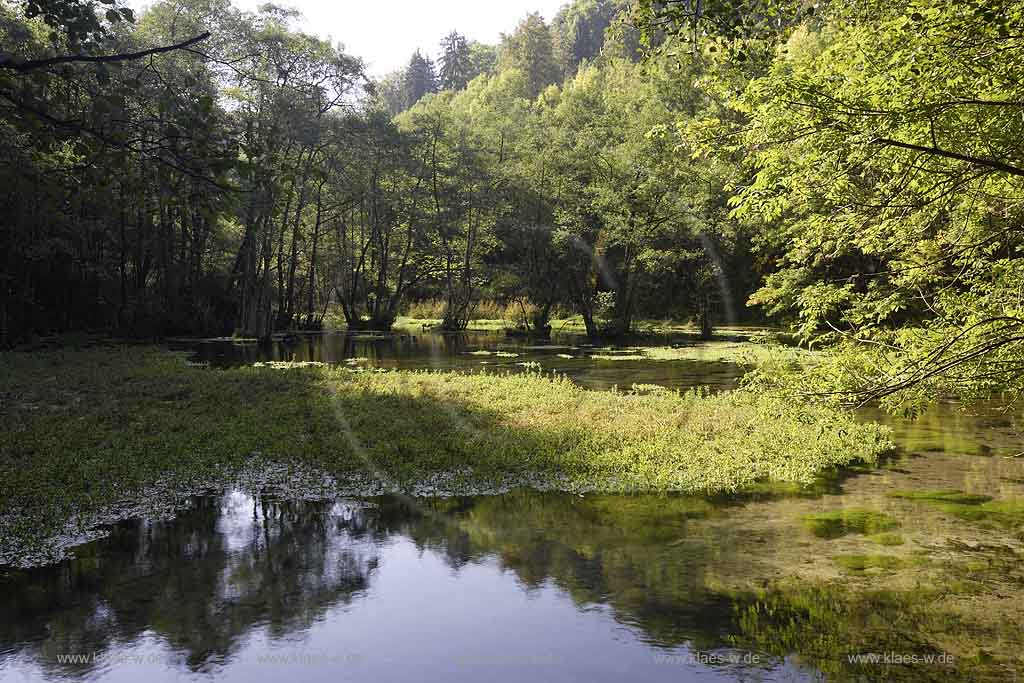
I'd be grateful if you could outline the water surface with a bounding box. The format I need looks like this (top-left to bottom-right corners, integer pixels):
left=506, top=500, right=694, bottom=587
left=3, top=331, right=1023, bottom=682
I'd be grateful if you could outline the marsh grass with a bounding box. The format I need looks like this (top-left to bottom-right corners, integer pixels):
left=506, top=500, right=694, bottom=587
left=0, top=347, right=891, bottom=561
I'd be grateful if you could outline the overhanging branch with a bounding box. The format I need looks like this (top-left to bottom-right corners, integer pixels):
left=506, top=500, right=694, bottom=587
left=872, top=137, right=1024, bottom=178
left=0, top=33, right=211, bottom=73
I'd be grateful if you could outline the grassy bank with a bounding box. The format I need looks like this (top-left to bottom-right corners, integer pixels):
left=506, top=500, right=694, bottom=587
left=0, top=347, right=891, bottom=561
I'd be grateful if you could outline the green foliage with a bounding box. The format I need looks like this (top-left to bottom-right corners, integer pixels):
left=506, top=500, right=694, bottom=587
left=13, top=0, right=134, bottom=50
left=635, top=0, right=813, bottom=47
left=727, top=0, right=1024, bottom=410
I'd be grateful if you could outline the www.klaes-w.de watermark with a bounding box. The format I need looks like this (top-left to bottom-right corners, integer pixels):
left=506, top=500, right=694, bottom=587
left=54, top=651, right=365, bottom=667
left=848, top=651, right=955, bottom=666
left=655, top=652, right=763, bottom=666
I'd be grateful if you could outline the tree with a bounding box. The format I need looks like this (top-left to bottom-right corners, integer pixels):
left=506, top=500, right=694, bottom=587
left=731, top=0, right=1024, bottom=411
left=398, top=92, right=502, bottom=331
left=402, top=49, right=437, bottom=109
left=498, top=13, right=560, bottom=100
left=371, top=70, right=407, bottom=116
left=0, top=0, right=233, bottom=341
left=467, top=41, right=497, bottom=81
left=438, top=30, right=472, bottom=91
left=328, top=113, right=428, bottom=329
left=551, top=0, right=621, bottom=76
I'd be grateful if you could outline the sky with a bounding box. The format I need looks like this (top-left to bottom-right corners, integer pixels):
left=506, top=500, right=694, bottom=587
left=161, top=0, right=568, bottom=77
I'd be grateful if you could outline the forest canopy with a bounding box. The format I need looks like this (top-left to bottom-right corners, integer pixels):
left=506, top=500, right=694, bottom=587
left=1, top=0, right=1022, bottom=411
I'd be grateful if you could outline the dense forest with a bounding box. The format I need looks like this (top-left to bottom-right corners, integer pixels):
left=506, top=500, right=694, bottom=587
left=1, top=0, right=1022, bottom=409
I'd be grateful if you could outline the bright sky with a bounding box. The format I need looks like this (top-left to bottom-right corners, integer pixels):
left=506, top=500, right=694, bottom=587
left=158, top=1, right=568, bottom=77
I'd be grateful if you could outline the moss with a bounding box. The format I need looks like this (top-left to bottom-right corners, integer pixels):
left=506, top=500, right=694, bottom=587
left=866, top=532, right=905, bottom=546
left=802, top=509, right=900, bottom=539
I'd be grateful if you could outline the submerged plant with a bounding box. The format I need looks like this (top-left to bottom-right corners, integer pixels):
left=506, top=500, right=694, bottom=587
left=832, top=554, right=911, bottom=572
left=889, top=490, right=993, bottom=505
left=802, top=510, right=900, bottom=539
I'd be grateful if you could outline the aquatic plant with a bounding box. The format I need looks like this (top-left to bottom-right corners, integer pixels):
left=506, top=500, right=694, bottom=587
left=888, top=489, right=1024, bottom=529
left=0, top=347, right=893, bottom=562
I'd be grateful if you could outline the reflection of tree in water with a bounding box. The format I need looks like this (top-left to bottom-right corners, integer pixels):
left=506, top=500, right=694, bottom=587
left=378, top=491, right=1019, bottom=682
left=375, top=491, right=748, bottom=650
left=3, top=490, right=1018, bottom=682
left=0, top=493, right=379, bottom=677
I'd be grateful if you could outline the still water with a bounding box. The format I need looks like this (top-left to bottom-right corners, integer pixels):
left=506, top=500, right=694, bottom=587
left=2, top=330, right=1023, bottom=682
left=171, top=328, right=749, bottom=390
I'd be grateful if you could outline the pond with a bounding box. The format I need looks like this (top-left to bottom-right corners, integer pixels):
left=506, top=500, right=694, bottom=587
left=2, top=330, right=1023, bottom=682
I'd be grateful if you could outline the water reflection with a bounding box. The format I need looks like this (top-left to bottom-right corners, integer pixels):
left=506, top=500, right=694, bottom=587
left=0, top=495, right=379, bottom=679
left=0, top=490, right=820, bottom=682
left=4, top=464, right=1023, bottom=681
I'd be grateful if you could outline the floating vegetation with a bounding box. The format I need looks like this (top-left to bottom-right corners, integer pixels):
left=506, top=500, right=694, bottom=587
left=587, top=343, right=814, bottom=366
left=523, top=345, right=576, bottom=351
left=252, top=360, right=329, bottom=369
